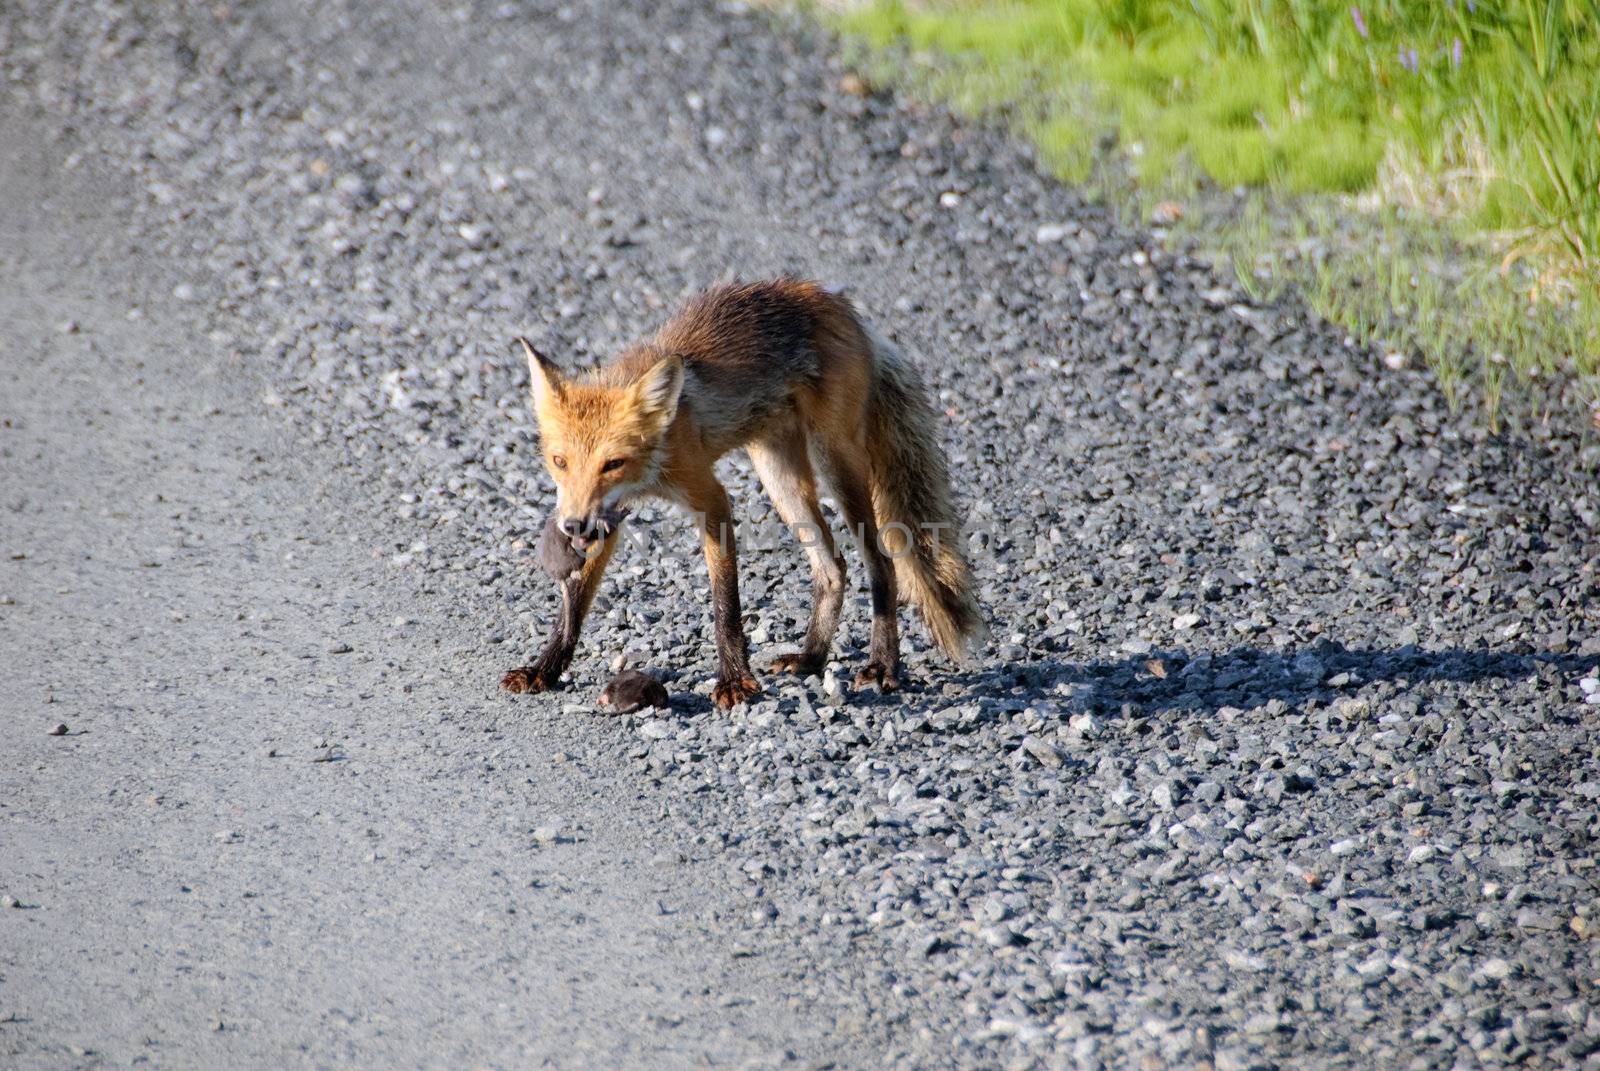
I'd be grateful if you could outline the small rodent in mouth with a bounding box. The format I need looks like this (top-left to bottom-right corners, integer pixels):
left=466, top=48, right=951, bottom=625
left=598, top=669, right=670, bottom=714
left=537, top=514, right=585, bottom=580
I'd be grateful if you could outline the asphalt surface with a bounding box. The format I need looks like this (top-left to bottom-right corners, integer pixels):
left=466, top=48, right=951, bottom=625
left=2, top=1, right=1598, bottom=1069
left=0, top=108, right=882, bottom=1069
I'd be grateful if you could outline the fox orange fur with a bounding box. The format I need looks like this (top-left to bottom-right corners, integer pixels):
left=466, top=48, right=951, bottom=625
left=500, top=279, right=984, bottom=707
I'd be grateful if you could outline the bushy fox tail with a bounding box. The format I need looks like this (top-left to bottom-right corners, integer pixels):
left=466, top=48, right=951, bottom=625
left=862, top=325, right=986, bottom=661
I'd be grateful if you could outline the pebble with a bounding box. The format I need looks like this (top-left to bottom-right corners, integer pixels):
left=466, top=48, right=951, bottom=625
left=1477, top=958, right=1514, bottom=981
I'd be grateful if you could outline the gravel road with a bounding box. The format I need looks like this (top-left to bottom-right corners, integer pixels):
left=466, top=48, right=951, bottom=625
left=3, top=1, right=1599, bottom=1068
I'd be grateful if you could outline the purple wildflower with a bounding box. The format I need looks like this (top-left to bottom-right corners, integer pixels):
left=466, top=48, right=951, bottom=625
left=1351, top=5, right=1368, bottom=38
left=1452, top=37, right=1463, bottom=68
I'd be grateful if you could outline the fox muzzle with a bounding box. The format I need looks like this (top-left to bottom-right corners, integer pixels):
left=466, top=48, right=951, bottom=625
left=557, top=505, right=629, bottom=550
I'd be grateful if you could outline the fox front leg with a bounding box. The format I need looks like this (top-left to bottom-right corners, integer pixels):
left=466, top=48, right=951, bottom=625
left=694, top=484, right=760, bottom=708
left=501, top=523, right=620, bottom=694
left=500, top=575, right=580, bottom=693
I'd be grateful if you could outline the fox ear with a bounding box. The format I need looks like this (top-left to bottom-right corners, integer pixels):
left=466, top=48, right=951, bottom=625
left=514, top=336, right=565, bottom=410
left=630, top=354, right=684, bottom=423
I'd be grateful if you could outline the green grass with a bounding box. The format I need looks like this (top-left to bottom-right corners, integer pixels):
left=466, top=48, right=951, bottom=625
left=818, top=0, right=1600, bottom=425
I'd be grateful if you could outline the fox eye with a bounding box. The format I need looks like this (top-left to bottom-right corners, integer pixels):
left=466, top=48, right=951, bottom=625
left=551, top=455, right=567, bottom=471
left=600, top=458, right=625, bottom=474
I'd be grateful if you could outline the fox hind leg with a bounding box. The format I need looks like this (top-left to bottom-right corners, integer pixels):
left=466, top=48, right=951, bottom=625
left=819, top=444, right=901, bottom=692
left=748, top=427, right=845, bottom=678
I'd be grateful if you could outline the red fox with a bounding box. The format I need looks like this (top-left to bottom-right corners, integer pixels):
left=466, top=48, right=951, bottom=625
left=500, top=279, right=983, bottom=708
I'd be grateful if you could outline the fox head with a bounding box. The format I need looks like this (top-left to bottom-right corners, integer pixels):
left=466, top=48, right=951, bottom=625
left=515, top=337, right=683, bottom=550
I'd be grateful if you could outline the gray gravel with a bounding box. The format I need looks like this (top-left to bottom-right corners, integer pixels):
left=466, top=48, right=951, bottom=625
left=4, top=0, right=1599, bottom=1068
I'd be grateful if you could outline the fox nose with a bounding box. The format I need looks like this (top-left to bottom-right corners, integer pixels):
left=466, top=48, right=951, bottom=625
left=559, top=516, right=596, bottom=540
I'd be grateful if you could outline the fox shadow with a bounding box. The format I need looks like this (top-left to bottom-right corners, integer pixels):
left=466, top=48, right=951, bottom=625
left=937, top=639, right=1598, bottom=721
left=640, top=639, right=1594, bottom=720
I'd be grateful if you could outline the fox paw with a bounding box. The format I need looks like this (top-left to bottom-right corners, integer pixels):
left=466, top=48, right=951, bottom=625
left=711, top=674, right=762, bottom=709
left=501, top=666, right=555, bottom=694
left=769, top=650, right=825, bottom=678
left=854, top=661, right=901, bottom=692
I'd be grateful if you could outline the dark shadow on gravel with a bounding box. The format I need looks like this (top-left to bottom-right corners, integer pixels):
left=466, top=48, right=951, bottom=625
left=979, top=641, right=1598, bottom=719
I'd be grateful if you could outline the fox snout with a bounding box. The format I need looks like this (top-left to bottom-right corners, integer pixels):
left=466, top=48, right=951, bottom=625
left=558, top=514, right=603, bottom=549
left=558, top=515, right=596, bottom=541
left=557, top=506, right=628, bottom=550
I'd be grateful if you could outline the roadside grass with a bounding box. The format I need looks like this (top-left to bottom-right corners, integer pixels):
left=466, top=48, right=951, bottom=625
left=812, top=0, right=1600, bottom=428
